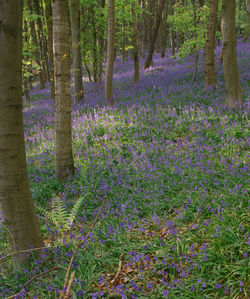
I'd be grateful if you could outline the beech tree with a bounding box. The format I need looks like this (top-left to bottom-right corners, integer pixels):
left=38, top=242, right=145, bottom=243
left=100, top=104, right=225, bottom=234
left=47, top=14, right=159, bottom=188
left=105, top=0, right=115, bottom=105
left=132, top=1, right=140, bottom=83
left=27, top=0, right=45, bottom=89
left=70, top=0, right=84, bottom=102
left=144, top=0, right=167, bottom=69
left=45, top=0, right=56, bottom=100
left=205, top=0, right=218, bottom=88
left=52, top=0, right=75, bottom=180
left=221, top=0, right=242, bottom=107
left=0, top=0, right=43, bottom=265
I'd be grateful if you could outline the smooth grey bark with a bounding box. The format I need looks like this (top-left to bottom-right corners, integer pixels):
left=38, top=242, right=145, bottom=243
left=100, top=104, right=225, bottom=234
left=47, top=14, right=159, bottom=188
left=204, top=0, right=218, bottom=88
left=0, top=0, right=44, bottom=266
left=221, top=0, right=242, bottom=107
left=144, top=0, right=167, bottom=69
left=45, top=0, right=56, bottom=99
left=52, top=0, right=75, bottom=180
left=70, top=0, right=84, bottom=101
left=105, top=0, right=115, bottom=105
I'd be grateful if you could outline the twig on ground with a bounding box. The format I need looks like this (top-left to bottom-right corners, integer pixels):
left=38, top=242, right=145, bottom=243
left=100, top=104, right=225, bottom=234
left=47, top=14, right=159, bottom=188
left=62, top=197, right=107, bottom=292
left=0, top=246, right=49, bottom=264
left=188, top=208, right=200, bottom=230
left=111, top=253, right=124, bottom=284
left=176, top=239, right=182, bottom=266
left=3, top=225, right=16, bottom=252
left=64, top=271, right=76, bottom=299
left=5, top=267, right=58, bottom=299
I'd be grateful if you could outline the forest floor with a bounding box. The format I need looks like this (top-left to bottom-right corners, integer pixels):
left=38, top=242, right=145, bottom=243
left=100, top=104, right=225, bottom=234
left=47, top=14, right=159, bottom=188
left=0, top=40, right=249, bottom=298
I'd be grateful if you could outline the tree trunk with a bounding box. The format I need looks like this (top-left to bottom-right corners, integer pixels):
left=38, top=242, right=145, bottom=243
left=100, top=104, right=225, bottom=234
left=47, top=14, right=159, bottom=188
left=34, top=0, right=49, bottom=83
left=221, top=0, right=242, bottom=107
left=191, top=52, right=199, bottom=82
left=27, top=0, right=45, bottom=89
left=0, top=0, right=44, bottom=266
left=70, top=0, right=84, bottom=102
left=141, top=0, right=147, bottom=59
left=45, top=0, right=56, bottom=100
left=243, top=0, right=250, bottom=40
left=144, top=0, right=167, bottom=69
left=121, top=6, right=126, bottom=63
left=191, top=0, right=203, bottom=83
left=52, top=0, right=75, bottom=180
left=205, top=0, right=218, bottom=88
left=97, top=0, right=105, bottom=83
left=90, top=4, right=98, bottom=84
left=171, top=30, right=175, bottom=56
left=105, top=0, right=115, bottom=105
left=160, top=1, right=169, bottom=57
left=132, top=3, right=139, bottom=83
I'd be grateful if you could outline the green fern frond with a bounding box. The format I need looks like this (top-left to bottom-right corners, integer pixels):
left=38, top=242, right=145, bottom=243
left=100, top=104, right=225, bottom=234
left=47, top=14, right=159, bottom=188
left=46, top=193, right=91, bottom=233
left=67, top=192, right=91, bottom=229
left=35, top=203, right=47, bottom=218
left=50, top=195, right=68, bottom=229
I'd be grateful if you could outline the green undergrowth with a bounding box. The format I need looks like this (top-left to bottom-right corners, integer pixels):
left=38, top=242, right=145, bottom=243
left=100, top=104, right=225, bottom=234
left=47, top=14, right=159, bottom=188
left=1, top=50, right=250, bottom=298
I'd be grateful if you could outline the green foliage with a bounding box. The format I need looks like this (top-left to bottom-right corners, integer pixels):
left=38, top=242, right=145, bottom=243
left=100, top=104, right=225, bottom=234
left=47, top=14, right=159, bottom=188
left=235, top=4, right=248, bottom=37
left=38, top=192, right=91, bottom=234
left=168, top=2, right=209, bottom=58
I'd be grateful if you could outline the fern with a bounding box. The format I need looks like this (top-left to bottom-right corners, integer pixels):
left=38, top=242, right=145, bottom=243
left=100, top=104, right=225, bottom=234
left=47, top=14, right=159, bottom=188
left=67, top=193, right=91, bottom=228
left=48, top=193, right=91, bottom=233
left=50, top=195, right=68, bottom=230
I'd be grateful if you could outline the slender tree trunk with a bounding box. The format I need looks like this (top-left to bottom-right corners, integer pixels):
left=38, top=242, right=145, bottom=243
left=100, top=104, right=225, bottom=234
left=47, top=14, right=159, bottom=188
left=105, top=0, right=115, bottom=105
left=171, top=30, right=175, bottom=56
left=0, top=0, right=44, bottom=266
left=90, top=5, right=98, bottom=84
left=52, top=0, right=75, bottom=180
left=160, top=2, right=169, bottom=57
left=97, top=0, right=105, bottom=83
left=141, top=0, right=147, bottom=59
left=132, top=3, right=139, bottom=83
left=70, top=0, right=84, bottom=102
left=221, top=0, right=242, bottom=107
left=83, top=57, right=93, bottom=82
left=144, top=0, right=167, bottom=69
left=191, top=0, right=202, bottom=83
left=205, top=0, right=218, bottom=88
left=121, top=6, right=126, bottom=63
left=23, top=79, right=31, bottom=103
left=34, top=0, right=49, bottom=83
left=170, top=0, right=176, bottom=56
left=27, top=0, right=45, bottom=89
left=191, top=52, right=199, bottom=82
left=243, top=0, right=250, bottom=40
left=23, top=21, right=31, bottom=102
left=45, top=0, right=55, bottom=100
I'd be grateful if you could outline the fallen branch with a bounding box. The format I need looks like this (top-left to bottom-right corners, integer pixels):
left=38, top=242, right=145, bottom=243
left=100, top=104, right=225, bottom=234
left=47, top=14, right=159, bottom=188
left=62, top=197, right=107, bottom=295
left=5, top=266, right=58, bottom=299
left=64, top=271, right=76, bottom=299
left=188, top=208, right=200, bottom=230
left=0, top=246, right=50, bottom=264
left=111, top=253, right=124, bottom=284
left=176, top=239, right=182, bottom=267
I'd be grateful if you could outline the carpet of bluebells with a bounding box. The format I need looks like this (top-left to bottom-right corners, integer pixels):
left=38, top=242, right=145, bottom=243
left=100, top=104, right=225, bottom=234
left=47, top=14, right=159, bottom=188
left=0, top=40, right=249, bottom=298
